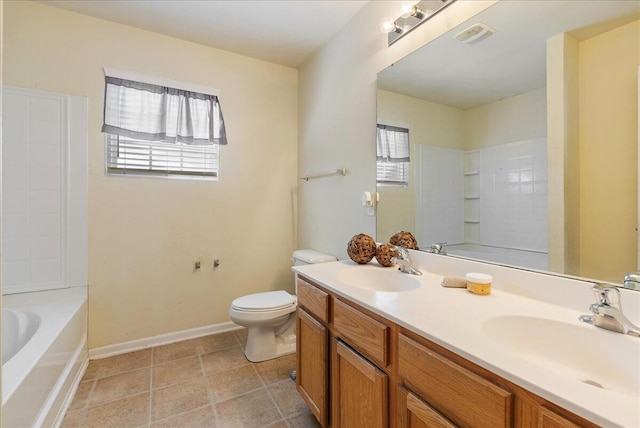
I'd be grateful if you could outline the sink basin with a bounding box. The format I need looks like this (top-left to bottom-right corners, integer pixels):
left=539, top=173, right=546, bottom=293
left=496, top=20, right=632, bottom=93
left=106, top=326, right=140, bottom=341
left=337, top=268, right=421, bottom=292
left=482, top=315, right=640, bottom=396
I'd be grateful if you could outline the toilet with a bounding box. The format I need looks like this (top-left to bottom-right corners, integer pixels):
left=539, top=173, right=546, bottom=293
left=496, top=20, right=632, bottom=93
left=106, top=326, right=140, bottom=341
left=229, top=249, right=337, bottom=362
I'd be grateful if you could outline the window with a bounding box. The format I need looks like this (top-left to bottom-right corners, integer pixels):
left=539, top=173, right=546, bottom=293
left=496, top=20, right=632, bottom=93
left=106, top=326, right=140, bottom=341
left=377, top=124, right=410, bottom=186
left=105, top=135, right=219, bottom=178
left=102, top=68, right=227, bottom=180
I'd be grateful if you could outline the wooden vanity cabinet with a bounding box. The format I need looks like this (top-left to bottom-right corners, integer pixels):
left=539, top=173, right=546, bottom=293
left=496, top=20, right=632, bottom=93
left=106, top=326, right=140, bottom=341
left=398, top=333, right=513, bottom=428
left=295, top=274, right=600, bottom=428
left=296, top=307, right=329, bottom=427
left=332, top=297, right=390, bottom=368
left=536, top=407, right=582, bottom=428
left=331, top=338, right=388, bottom=428
left=296, top=276, right=391, bottom=428
left=397, top=386, right=456, bottom=428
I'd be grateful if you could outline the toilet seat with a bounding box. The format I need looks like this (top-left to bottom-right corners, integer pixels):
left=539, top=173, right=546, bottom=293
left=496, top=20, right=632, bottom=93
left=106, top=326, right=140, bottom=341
left=231, top=290, right=296, bottom=312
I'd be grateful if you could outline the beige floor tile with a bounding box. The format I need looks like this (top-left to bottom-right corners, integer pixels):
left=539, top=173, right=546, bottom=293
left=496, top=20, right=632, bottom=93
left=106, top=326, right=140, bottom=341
left=151, top=405, right=217, bottom=428
left=63, top=334, right=299, bottom=428
left=200, top=346, right=248, bottom=375
left=196, top=331, right=240, bottom=354
left=153, top=355, right=203, bottom=388
left=153, top=338, right=200, bottom=364
left=59, top=408, right=86, bottom=428
left=83, top=361, right=99, bottom=381
left=265, top=421, right=288, bottom=428
left=268, top=379, right=308, bottom=418
left=84, top=392, right=149, bottom=428
left=207, top=363, right=263, bottom=403
left=234, top=328, right=248, bottom=345
left=92, top=349, right=152, bottom=378
left=152, top=376, right=211, bottom=421
left=215, top=389, right=282, bottom=427
left=286, top=411, right=322, bottom=428
left=89, top=368, right=150, bottom=406
left=67, top=379, right=95, bottom=410
left=254, top=353, right=296, bottom=385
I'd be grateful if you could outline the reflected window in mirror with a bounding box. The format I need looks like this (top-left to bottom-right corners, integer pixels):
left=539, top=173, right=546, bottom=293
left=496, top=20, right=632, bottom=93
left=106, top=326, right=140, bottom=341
left=377, top=124, right=410, bottom=186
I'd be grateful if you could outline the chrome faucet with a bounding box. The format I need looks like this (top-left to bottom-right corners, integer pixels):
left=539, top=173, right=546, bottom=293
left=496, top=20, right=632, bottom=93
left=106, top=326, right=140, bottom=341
left=579, top=283, right=640, bottom=337
left=428, top=242, right=447, bottom=255
left=392, top=246, right=422, bottom=275
left=624, top=272, right=640, bottom=290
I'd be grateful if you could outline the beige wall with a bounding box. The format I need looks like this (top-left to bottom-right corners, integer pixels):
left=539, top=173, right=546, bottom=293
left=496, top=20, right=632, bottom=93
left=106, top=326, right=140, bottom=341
left=3, top=1, right=298, bottom=348
left=376, top=89, right=465, bottom=241
left=547, top=33, right=580, bottom=275
left=298, top=1, right=497, bottom=257
left=578, top=19, right=639, bottom=281
left=463, top=87, right=547, bottom=150
left=547, top=20, right=638, bottom=282
left=1, top=0, right=3, bottom=413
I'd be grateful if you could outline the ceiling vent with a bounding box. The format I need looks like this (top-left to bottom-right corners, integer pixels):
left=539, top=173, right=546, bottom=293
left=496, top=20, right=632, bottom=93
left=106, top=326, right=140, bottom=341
left=454, top=23, right=496, bottom=45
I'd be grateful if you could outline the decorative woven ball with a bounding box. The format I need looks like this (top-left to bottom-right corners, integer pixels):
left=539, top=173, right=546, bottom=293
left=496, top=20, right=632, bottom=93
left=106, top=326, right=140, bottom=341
left=389, top=231, right=419, bottom=250
left=347, top=233, right=377, bottom=264
left=375, top=243, right=399, bottom=267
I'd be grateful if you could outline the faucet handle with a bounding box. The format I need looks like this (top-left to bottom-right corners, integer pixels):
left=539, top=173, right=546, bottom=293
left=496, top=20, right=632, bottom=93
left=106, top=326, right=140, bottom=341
left=393, top=246, right=409, bottom=259
left=592, top=283, right=622, bottom=310
left=430, top=242, right=447, bottom=255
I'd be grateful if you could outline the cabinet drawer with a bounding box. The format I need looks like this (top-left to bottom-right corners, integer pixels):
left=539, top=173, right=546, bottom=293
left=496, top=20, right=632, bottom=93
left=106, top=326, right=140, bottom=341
left=399, top=334, right=513, bottom=428
left=297, top=278, right=330, bottom=323
left=537, top=406, right=581, bottom=428
left=333, top=298, right=389, bottom=367
left=398, top=386, right=457, bottom=428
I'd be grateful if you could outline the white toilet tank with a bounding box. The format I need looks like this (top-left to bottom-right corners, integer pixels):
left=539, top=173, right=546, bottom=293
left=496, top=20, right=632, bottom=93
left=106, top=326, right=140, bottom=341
left=292, top=249, right=337, bottom=266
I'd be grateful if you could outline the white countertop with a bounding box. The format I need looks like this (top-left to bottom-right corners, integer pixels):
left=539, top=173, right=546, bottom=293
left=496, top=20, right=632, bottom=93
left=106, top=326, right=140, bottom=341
left=292, top=257, right=640, bottom=428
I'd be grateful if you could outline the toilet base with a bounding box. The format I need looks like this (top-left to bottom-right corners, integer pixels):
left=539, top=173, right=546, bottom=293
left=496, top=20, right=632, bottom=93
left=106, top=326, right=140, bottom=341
left=243, top=315, right=296, bottom=362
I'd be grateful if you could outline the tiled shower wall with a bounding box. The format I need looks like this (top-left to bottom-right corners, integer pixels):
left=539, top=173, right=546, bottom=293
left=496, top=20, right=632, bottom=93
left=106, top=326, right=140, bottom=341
left=416, top=138, right=548, bottom=254
left=2, top=87, right=87, bottom=294
left=479, top=138, right=548, bottom=252
left=415, top=145, right=464, bottom=246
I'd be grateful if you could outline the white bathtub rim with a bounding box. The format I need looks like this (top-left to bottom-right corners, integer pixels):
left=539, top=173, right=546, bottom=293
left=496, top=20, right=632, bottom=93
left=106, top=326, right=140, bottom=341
left=2, top=287, right=87, bottom=406
left=48, top=342, right=88, bottom=428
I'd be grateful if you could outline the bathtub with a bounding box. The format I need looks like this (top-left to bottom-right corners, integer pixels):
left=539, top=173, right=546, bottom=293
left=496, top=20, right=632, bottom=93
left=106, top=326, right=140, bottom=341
left=2, top=287, right=87, bottom=428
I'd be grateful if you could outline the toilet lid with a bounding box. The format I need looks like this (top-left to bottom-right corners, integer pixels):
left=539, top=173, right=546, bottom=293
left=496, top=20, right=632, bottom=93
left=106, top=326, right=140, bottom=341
left=231, top=290, right=296, bottom=312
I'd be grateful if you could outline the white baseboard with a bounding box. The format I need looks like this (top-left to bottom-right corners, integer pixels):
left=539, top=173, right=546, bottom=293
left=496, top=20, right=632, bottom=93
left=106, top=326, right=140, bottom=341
left=89, top=321, right=242, bottom=360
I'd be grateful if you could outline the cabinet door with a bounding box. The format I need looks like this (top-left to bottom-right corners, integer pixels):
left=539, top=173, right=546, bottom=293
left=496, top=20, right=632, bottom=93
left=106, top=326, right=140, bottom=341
left=331, top=339, right=388, bottom=428
left=537, top=406, right=581, bottom=428
left=397, top=386, right=457, bottom=428
left=296, top=308, right=329, bottom=427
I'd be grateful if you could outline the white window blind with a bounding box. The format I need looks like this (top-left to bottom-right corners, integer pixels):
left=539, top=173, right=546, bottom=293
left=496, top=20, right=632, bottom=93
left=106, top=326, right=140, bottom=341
left=102, top=69, right=226, bottom=180
left=377, top=124, right=410, bottom=186
left=106, top=135, right=219, bottom=178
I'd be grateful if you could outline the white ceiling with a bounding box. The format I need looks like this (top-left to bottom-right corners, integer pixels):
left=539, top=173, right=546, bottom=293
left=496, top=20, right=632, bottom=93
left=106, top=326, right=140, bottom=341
left=38, top=0, right=369, bottom=68
left=377, top=1, right=640, bottom=110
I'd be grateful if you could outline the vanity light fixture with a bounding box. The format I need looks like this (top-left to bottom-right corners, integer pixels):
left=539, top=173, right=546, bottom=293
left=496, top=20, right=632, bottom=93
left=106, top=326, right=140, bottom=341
left=381, top=0, right=456, bottom=46
left=400, top=2, right=426, bottom=20
left=380, top=16, right=403, bottom=34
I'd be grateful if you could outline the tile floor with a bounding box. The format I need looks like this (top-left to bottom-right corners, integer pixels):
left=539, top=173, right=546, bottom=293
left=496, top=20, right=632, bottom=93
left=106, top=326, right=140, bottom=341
left=61, top=329, right=320, bottom=428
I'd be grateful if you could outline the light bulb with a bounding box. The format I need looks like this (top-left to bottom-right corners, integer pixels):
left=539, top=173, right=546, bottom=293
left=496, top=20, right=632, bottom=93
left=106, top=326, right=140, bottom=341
left=399, top=2, right=416, bottom=18
left=379, top=16, right=396, bottom=34
left=400, top=0, right=419, bottom=19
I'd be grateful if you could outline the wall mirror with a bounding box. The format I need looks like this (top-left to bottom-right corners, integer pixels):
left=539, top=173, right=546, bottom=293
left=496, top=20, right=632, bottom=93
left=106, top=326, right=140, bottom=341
left=376, top=0, right=639, bottom=288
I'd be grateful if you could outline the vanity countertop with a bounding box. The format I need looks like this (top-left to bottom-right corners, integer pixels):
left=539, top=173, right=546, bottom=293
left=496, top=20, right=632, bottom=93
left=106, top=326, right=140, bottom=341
left=292, top=257, right=640, bottom=428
